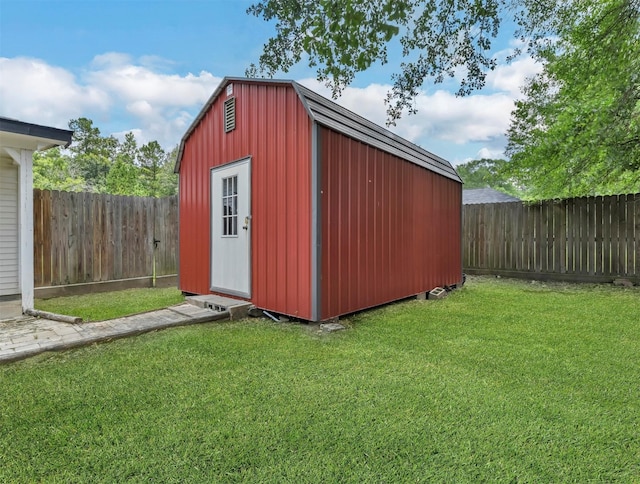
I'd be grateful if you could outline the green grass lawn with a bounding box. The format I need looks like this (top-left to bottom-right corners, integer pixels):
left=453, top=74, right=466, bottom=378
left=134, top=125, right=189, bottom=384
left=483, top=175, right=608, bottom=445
left=35, top=287, right=185, bottom=321
left=2, top=277, right=639, bottom=482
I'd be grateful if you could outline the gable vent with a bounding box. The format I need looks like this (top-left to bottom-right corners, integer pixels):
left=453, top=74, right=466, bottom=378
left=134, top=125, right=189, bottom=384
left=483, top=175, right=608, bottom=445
left=224, top=97, right=236, bottom=133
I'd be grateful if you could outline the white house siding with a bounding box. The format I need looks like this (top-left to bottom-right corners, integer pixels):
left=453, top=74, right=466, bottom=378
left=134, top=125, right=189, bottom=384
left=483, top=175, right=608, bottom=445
left=0, top=157, right=19, bottom=296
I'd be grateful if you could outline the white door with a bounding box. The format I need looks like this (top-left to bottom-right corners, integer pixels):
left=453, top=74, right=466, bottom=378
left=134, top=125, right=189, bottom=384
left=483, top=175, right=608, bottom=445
left=0, top=158, right=19, bottom=297
left=210, top=158, right=251, bottom=297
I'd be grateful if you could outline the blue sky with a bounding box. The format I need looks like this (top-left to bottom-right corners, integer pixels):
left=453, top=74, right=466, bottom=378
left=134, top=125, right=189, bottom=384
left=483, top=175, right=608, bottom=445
left=0, top=0, right=541, bottom=164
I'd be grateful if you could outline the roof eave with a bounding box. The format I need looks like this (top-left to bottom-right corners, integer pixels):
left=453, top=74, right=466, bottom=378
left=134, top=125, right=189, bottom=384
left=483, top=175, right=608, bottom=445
left=0, top=117, right=73, bottom=149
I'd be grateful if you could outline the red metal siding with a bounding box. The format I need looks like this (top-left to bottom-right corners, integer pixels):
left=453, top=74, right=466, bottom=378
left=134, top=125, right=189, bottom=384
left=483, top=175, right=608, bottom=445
left=320, top=127, right=462, bottom=320
left=178, top=82, right=313, bottom=319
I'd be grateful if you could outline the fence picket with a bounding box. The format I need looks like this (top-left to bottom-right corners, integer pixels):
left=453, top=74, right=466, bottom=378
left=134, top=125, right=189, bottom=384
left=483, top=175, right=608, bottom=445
left=577, top=197, right=588, bottom=274
left=515, top=203, right=525, bottom=271
left=619, top=194, right=631, bottom=276
left=33, top=190, right=44, bottom=287
left=610, top=195, right=622, bottom=276
left=472, top=204, right=480, bottom=268
left=557, top=200, right=567, bottom=274
left=594, top=196, right=604, bottom=276
left=543, top=201, right=553, bottom=273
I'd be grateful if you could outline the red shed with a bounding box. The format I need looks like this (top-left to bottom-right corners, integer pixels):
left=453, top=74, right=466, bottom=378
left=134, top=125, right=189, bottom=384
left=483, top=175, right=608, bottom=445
left=175, top=77, right=463, bottom=322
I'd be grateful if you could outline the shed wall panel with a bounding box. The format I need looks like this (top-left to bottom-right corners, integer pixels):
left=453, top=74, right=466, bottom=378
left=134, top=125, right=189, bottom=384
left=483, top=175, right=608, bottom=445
left=178, top=82, right=313, bottom=319
left=320, top=128, right=462, bottom=320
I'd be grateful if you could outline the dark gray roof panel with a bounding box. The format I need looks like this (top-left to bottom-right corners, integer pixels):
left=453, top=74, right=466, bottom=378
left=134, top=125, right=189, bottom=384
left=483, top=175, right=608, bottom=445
left=463, top=188, right=521, bottom=204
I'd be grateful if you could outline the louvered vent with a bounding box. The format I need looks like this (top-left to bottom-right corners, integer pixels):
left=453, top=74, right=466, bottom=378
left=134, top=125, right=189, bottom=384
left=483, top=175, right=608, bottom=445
left=224, top=97, right=236, bottom=133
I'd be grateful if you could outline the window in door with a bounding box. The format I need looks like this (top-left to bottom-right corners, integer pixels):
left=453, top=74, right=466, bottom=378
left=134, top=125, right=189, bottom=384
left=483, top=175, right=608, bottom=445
left=222, top=175, right=238, bottom=236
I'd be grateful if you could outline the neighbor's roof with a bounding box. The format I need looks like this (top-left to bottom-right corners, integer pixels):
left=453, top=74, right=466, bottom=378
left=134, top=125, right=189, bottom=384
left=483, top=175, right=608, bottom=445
left=175, top=77, right=461, bottom=183
left=463, top=188, right=521, bottom=204
left=0, top=117, right=73, bottom=151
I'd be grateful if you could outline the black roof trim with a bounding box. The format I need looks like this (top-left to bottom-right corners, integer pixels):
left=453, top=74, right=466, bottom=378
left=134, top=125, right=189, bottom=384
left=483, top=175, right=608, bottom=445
left=175, top=77, right=461, bottom=183
left=0, top=116, right=73, bottom=147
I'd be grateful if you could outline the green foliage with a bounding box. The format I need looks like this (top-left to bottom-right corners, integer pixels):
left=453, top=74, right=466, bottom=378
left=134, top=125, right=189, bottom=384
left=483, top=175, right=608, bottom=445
left=33, top=118, right=178, bottom=197
left=138, top=140, right=165, bottom=197
left=32, top=147, right=85, bottom=192
left=157, top=145, right=179, bottom=197
left=136, top=141, right=178, bottom=197
left=506, top=0, right=640, bottom=198
left=68, top=117, right=118, bottom=192
left=455, top=158, right=522, bottom=196
left=117, top=131, right=139, bottom=165
left=3, top=278, right=639, bottom=481
left=105, top=156, right=144, bottom=196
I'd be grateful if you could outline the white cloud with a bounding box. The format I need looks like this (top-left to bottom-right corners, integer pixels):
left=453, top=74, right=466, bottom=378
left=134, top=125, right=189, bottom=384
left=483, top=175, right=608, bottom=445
left=0, top=57, right=110, bottom=129
left=476, top=146, right=506, bottom=160
left=112, top=128, right=144, bottom=143
left=410, top=90, right=514, bottom=144
left=0, top=54, right=220, bottom=148
left=86, top=53, right=220, bottom=147
left=90, top=52, right=131, bottom=68
left=86, top=52, right=219, bottom=107
left=486, top=56, right=542, bottom=97
left=139, top=55, right=177, bottom=71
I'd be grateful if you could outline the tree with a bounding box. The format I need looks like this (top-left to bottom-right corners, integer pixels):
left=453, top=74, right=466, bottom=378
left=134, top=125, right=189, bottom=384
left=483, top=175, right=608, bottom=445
left=156, top=145, right=179, bottom=197
left=505, top=0, right=640, bottom=198
left=455, top=158, right=522, bottom=196
left=105, top=158, right=143, bottom=196
left=117, top=131, right=139, bottom=166
left=246, top=0, right=591, bottom=124
left=106, top=131, right=143, bottom=196
left=33, top=147, right=85, bottom=192
left=68, top=117, right=118, bottom=192
left=138, top=141, right=166, bottom=198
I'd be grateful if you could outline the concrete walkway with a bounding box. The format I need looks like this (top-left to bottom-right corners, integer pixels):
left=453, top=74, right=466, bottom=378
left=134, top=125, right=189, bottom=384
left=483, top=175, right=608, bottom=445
left=0, top=304, right=228, bottom=364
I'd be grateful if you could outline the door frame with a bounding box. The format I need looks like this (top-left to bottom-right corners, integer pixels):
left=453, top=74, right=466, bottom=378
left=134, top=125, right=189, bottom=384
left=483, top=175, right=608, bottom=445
left=209, top=156, right=252, bottom=298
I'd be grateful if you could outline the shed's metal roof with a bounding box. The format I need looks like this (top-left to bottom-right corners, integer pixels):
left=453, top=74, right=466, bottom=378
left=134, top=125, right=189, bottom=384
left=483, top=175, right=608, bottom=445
left=462, top=188, right=521, bottom=204
left=175, top=77, right=461, bottom=183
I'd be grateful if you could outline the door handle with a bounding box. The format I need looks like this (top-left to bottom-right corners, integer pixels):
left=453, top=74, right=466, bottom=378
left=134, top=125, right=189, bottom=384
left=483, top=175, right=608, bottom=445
left=243, top=216, right=249, bottom=230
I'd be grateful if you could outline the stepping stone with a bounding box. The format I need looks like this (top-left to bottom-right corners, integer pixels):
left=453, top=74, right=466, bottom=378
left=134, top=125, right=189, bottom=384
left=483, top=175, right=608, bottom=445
left=320, top=322, right=346, bottom=332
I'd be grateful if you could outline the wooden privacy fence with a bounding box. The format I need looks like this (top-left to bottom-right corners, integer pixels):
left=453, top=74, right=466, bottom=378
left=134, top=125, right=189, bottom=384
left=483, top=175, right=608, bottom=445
left=463, top=193, right=640, bottom=283
left=33, top=190, right=178, bottom=289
